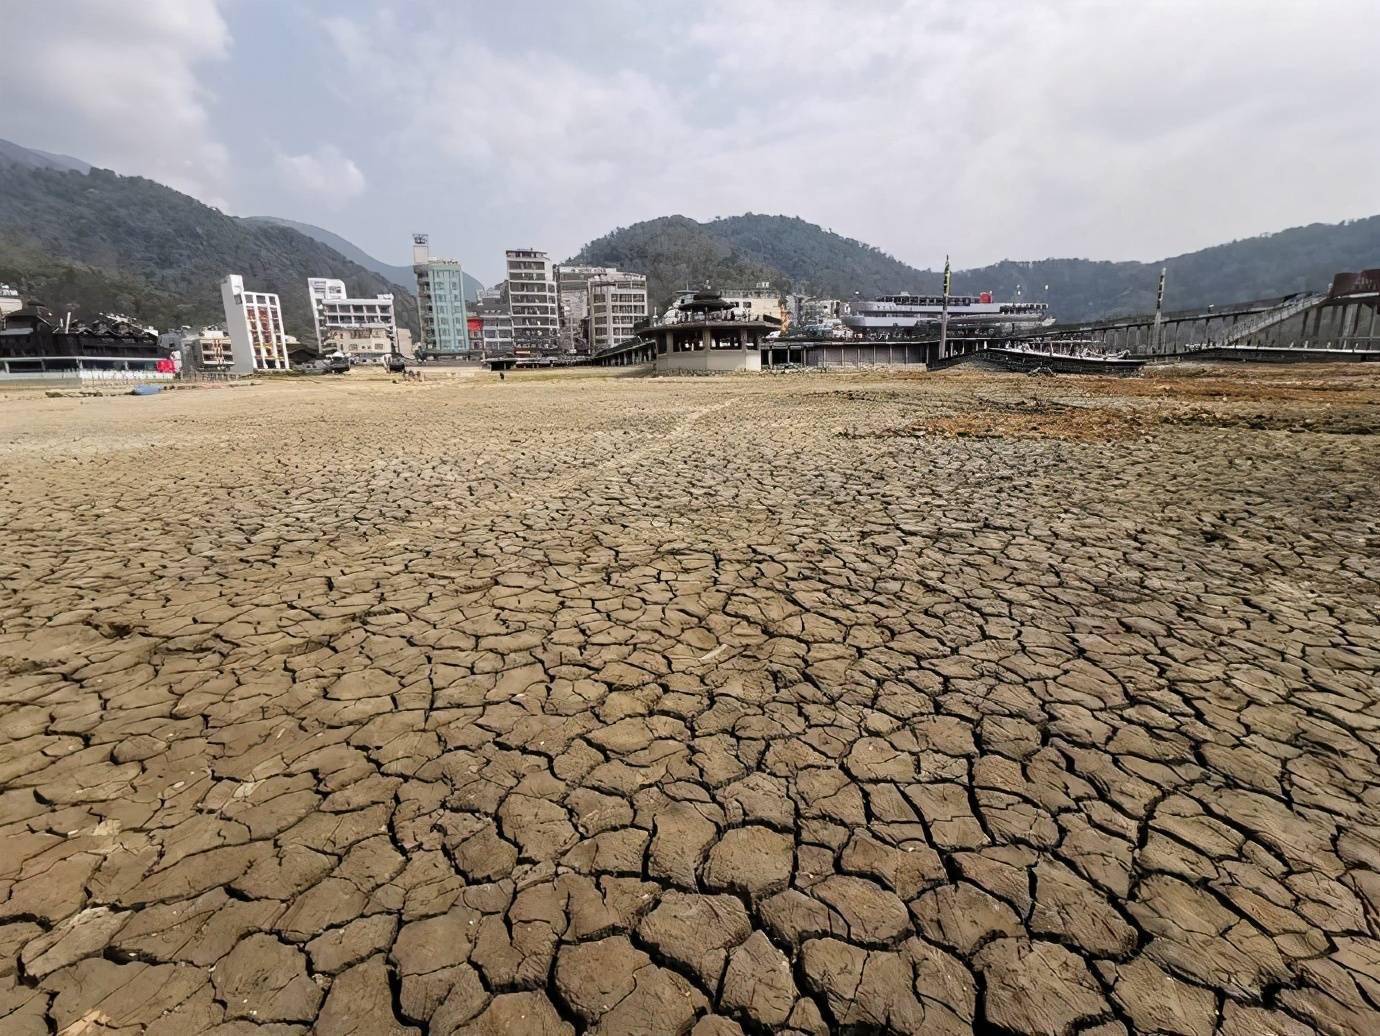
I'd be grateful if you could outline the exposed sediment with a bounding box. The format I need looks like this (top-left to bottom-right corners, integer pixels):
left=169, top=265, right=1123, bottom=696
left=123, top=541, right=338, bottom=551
left=1, top=365, right=1378, bottom=1034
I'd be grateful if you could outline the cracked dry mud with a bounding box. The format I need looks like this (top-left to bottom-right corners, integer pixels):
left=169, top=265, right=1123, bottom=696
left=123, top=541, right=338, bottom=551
left=2, top=364, right=1379, bottom=1036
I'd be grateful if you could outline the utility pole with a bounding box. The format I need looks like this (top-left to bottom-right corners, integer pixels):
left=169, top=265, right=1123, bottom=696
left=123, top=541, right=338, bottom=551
left=1152, top=267, right=1166, bottom=353
left=939, top=255, right=951, bottom=358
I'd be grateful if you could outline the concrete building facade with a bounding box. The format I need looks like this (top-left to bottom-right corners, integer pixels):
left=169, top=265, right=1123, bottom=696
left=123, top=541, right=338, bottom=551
left=460, top=291, right=505, bottom=356
left=555, top=265, right=617, bottom=353
left=482, top=312, right=514, bottom=354
left=798, top=297, right=843, bottom=324
left=307, top=277, right=397, bottom=362
left=587, top=273, right=648, bottom=353
left=220, top=274, right=290, bottom=372
left=558, top=290, right=589, bottom=353
left=470, top=293, right=514, bottom=355
left=325, top=327, right=394, bottom=363
left=506, top=249, right=559, bottom=354
left=412, top=234, right=471, bottom=356
left=159, top=326, right=234, bottom=372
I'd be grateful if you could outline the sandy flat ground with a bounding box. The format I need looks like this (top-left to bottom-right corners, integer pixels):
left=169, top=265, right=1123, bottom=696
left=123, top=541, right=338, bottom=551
left=2, top=364, right=1379, bottom=1035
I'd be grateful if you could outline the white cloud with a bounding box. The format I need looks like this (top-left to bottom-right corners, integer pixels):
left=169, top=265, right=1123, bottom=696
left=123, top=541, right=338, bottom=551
left=0, top=0, right=231, bottom=205
left=274, top=145, right=367, bottom=205
left=666, top=0, right=1380, bottom=268
left=7, top=0, right=1376, bottom=279
left=314, top=0, right=1379, bottom=275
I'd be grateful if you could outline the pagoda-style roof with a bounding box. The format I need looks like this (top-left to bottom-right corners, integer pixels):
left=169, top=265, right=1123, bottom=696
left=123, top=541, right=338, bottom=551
left=635, top=313, right=780, bottom=340
left=678, top=290, right=734, bottom=313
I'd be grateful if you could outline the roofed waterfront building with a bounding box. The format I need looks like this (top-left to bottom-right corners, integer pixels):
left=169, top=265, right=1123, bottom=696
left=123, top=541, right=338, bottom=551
left=592, top=289, right=778, bottom=373
left=2, top=305, right=172, bottom=381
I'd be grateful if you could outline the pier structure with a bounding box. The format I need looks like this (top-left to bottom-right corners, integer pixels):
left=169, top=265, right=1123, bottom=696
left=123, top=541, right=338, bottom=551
left=777, top=271, right=1380, bottom=367
left=589, top=269, right=1380, bottom=371
left=1008, top=269, right=1379, bottom=356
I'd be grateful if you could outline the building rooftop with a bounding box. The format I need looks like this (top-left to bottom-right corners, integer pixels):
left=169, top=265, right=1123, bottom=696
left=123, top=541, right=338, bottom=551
left=318, top=294, right=395, bottom=305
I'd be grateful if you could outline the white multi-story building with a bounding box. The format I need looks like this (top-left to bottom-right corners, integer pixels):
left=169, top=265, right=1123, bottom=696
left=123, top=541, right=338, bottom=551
left=221, top=274, right=290, bottom=372
left=506, top=249, right=558, bottom=354
left=412, top=234, right=471, bottom=356
left=587, top=273, right=648, bottom=353
left=482, top=311, right=514, bottom=354
left=159, top=326, right=234, bottom=372
left=723, top=283, right=788, bottom=326
left=307, top=277, right=397, bottom=362
left=555, top=265, right=618, bottom=353
left=469, top=293, right=514, bottom=355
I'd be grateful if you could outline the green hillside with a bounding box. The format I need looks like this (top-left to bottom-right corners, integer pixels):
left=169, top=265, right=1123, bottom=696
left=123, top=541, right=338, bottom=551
left=568, top=216, right=785, bottom=316
left=572, top=212, right=1380, bottom=321
left=0, top=163, right=418, bottom=344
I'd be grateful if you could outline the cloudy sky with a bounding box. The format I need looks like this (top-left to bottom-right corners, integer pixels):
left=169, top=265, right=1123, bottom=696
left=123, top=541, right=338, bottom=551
left=3, top=0, right=1377, bottom=284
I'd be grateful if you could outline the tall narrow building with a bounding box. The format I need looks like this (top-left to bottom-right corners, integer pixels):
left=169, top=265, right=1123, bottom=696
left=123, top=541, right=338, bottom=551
left=221, top=274, right=290, bottom=372
left=505, top=249, right=559, bottom=354
left=412, top=234, right=471, bottom=357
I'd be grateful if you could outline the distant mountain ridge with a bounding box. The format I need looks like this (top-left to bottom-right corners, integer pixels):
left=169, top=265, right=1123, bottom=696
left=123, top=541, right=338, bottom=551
left=245, top=216, right=485, bottom=301
left=0, top=137, right=91, bottom=174
left=572, top=212, right=1380, bottom=322
left=3, top=135, right=1375, bottom=335
left=0, top=139, right=418, bottom=344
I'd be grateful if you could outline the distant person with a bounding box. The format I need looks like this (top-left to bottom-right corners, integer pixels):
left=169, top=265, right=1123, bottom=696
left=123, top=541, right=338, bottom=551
left=499, top=370, right=505, bottom=381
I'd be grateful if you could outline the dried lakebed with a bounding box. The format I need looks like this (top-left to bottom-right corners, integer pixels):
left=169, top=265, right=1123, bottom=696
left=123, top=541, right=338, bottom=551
left=1, top=365, right=1379, bottom=1035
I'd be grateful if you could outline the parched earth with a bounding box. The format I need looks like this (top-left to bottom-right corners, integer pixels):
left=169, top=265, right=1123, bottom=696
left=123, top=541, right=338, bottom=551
left=1, top=364, right=1379, bottom=1035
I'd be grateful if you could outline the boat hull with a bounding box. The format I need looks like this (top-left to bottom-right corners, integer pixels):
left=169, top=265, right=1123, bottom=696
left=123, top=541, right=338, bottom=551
left=931, top=348, right=1145, bottom=376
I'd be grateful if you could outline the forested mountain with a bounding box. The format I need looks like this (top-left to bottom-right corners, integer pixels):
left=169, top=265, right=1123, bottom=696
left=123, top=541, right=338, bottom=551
left=0, top=137, right=91, bottom=173
left=572, top=212, right=1380, bottom=321
left=0, top=161, right=418, bottom=344
left=708, top=214, right=931, bottom=300
left=569, top=217, right=784, bottom=316
left=3, top=127, right=1373, bottom=338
